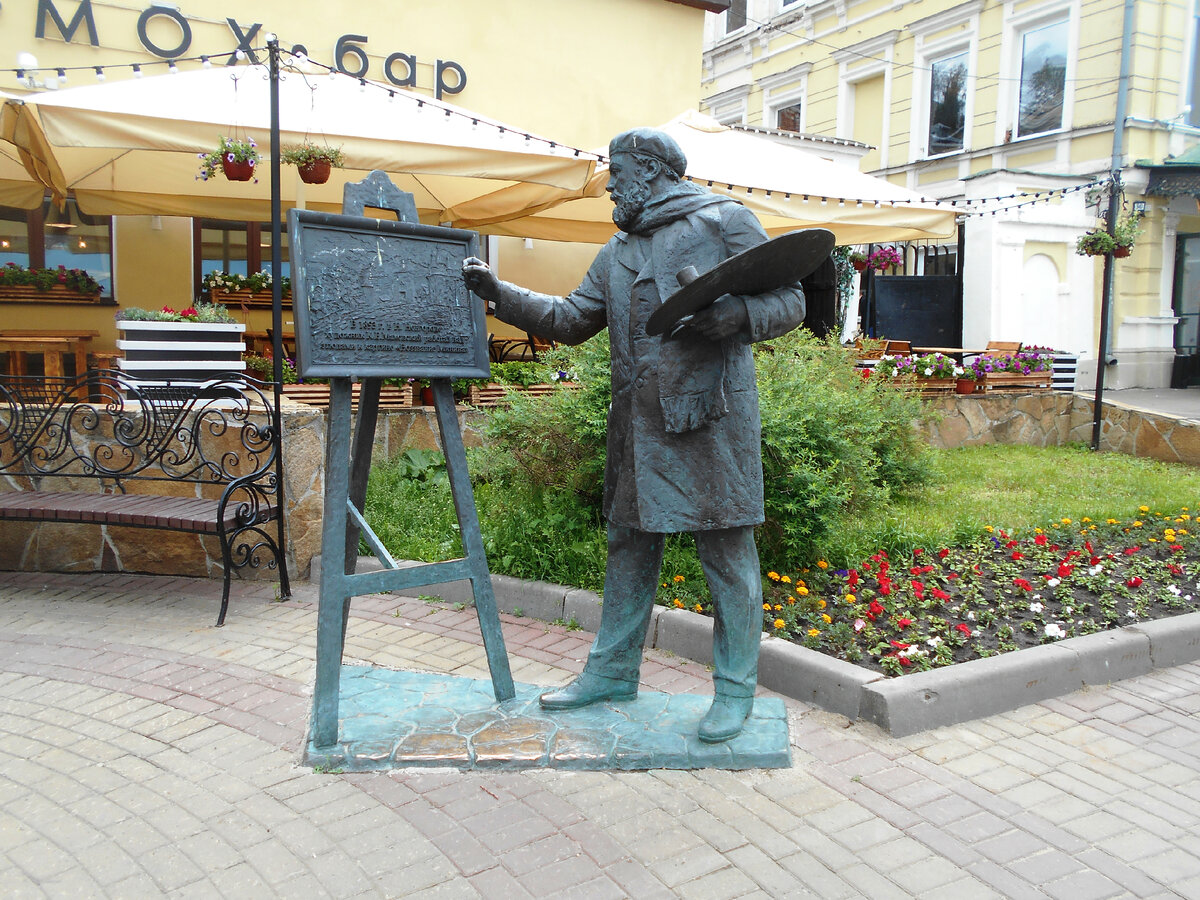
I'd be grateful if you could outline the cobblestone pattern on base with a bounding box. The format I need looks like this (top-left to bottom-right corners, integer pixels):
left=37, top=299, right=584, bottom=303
left=304, top=667, right=791, bottom=771
left=4, top=571, right=1200, bottom=898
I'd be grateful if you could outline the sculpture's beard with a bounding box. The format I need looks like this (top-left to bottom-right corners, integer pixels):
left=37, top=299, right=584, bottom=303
left=611, top=178, right=653, bottom=232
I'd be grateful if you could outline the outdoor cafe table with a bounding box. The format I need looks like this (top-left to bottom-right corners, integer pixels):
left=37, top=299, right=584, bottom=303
left=0, top=329, right=97, bottom=378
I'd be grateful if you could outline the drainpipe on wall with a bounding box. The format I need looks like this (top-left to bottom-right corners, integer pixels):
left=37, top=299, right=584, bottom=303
left=1091, top=0, right=1137, bottom=451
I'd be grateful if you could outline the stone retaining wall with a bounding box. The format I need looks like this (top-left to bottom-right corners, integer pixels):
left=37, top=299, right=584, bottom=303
left=922, top=393, right=1200, bottom=466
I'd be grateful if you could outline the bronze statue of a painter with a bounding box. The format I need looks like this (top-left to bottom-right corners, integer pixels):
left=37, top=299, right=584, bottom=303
left=462, top=128, right=805, bottom=742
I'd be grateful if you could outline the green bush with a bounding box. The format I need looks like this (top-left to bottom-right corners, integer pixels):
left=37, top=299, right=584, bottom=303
left=753, top=329, right=934, bottom=568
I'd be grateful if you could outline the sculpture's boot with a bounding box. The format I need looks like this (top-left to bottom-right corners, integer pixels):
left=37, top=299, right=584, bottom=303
left=697, top=695, right=754, bottom=743
left=539, top=672, right=638, bottom=710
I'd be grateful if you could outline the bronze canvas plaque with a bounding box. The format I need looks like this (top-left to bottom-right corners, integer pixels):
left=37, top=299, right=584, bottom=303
left=289, top=210, right=489, bottom=379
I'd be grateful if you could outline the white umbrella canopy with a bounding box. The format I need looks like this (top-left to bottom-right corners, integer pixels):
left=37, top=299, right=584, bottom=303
left=1, top=66, right=598, bottom=222
left=0, top=91, right=51, bottom=209
left=446, top=110, right=958, bottom=244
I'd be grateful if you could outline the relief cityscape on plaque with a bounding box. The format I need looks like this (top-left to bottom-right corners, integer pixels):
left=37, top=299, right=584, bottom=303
left=288, top=210, right=489, bottom=381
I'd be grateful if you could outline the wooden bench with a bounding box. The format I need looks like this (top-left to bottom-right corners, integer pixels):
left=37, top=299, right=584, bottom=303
left=0, top=369, right=289, bottom=625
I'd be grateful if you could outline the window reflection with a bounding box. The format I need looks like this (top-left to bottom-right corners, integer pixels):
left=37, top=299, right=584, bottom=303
left=929, top=52, right=967, bottom=155
left=1018, top=20, right=1068, bottom=138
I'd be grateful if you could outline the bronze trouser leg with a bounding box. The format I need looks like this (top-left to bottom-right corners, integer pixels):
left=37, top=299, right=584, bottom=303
left=582, top=523, right=665, bottom=686
left=695, top=525, right=762, bottom=699
left=582, top=523, right=762, bottom=697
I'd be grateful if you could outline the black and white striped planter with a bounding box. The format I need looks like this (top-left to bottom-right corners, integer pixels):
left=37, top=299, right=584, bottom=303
left=116, top=320, right=246, bottom=387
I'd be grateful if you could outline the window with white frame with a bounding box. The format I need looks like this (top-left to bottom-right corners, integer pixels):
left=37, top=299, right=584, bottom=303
left=1016, top=18, right=1068, bottom=138
left=725, top=0, right=748, bottom=34
left=777, top=102, right=803, bottom=132
left=928, top=51, right=968, bottom=154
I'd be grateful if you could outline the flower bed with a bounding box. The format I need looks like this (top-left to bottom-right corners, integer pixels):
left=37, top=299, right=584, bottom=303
left=0, top=263, right=103, bottom=301
left=746, top=507, right=1196, bottom=677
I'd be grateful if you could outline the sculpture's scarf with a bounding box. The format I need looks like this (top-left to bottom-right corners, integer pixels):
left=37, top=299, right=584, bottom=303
left=623, top=181, right=743, bottom=434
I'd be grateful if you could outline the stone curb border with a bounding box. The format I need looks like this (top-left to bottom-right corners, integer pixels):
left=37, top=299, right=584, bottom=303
left=312, top=556, right=1200, bottom=737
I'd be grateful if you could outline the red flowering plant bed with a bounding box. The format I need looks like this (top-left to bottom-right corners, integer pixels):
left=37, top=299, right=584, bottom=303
left=751, top=506, right=1196, bottom=676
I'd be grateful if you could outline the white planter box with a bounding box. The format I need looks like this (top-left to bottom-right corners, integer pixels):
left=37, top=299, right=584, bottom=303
left=117, top=320, right=246, bottom=385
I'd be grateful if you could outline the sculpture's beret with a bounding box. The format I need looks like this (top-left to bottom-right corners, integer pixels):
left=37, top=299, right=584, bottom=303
left=608, top=128, right=687, bottom=178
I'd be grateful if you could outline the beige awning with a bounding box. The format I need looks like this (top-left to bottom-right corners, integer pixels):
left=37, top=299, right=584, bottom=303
left=1, top=66, right=598, bottom=222
left=0, top=91, right=57, bottom=208
left=446, top=110, right=958, bottom=244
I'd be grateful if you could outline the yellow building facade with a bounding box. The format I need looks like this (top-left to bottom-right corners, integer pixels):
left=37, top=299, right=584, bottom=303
left=1, top=0, right=722, bottom=364
left=702, top=0, right=1200, bottom=388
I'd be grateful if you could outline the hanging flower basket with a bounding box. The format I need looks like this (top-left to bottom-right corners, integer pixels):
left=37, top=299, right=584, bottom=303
left=297, top=159, right=332, bottom=184
left=1112, top=245, right=1132, bottom=258
left=222, top=158, right=256, bottom=182
left=281, top=142, right=345, bottom=186
left=197, top=136, right=260, bottom=183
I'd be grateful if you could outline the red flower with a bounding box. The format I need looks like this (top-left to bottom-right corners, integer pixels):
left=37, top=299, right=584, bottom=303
left=938, top=548, right=950, bottom=559
left=896, top=618, right=913, bottom=629
left=931, top=587, right=951, bottom=601
left=861, top=368, right=871, bottom=379
left=1170, top=544, right=1184, bottom=552
left=890, top=639, right=911, bottom=649
left=867, top=600, right=885, bottom=621
left=1057, top=563, right=1074, bottom=578
left=1014, top=578, right=1033, bottom=592
left=161, top=306, right=176, bottom=314
left=1126, top=576, right=1143, bottom=588
left=913, top=548, right=924, bottom=556
left=1034, top=534, right=1048, bottom=546
left=898, top=656, right=912, bottom=667
left=1011, top=551, right=1024, bottom=561
left=1085, top=541, right=1093, bottom=553
left=57, top=272, right=67, bottom=283
left=911, top=581, right=925, bottom=598
left=955, top=623, right=972, bottom=636
left=846, top=570, right=860, bottom=589
left=1006, top=539, right=1019, bottom=549
left=1168, top=564, right=1183, bottom=575
left=1124, top=547, right=1140, bottom=555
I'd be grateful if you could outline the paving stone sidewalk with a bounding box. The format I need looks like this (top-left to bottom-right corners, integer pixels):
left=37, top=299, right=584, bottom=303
left=3, top=571, right=1200, bottom=898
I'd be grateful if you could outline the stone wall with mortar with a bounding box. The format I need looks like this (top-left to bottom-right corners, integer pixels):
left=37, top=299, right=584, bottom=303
left=922, top=393, right=1200, bottom=465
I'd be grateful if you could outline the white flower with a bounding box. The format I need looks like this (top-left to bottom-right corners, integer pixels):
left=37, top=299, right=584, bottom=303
left=926, top=636, right=942, bottom=648
left=1046, top=578, right=1061, bottom=588
left=1044, top=623, right=1066, bottom=639
left=1029, top=601, right=1043, bottom=613
left=1126, top=610, right=1137, bottom=618
left=923, top=367, right=934, bottom=376
left=966, top=611, right=976, bottom=621
left=1089, top=565, right=1103, bottom=575
left=1169, top=585, right=1182, bottom=596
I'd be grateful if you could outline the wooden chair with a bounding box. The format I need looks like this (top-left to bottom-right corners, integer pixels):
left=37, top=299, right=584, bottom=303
left=883, top=340, right=911, bottom=354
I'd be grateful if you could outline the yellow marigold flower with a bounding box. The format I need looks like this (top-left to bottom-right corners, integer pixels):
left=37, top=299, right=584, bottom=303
left=787, top=598, right=796, bottom=606
left=773, top=618, right=786, bottom=630
left=844, top=593, right=857, bottom=604
left=817, top=599, right=827, bottom=609
left=1107, top=518, right=1118, bottom=524
left=767, top=571, right=780, bottom=581
left=673, top=598, right=684, bottom=608
left=985, top=525, right=994, bottom=533
left=1134, top=521, right=1143, bottom=528
left=1179, top=529, right=1190, bottom=536
left=1149, top=538, right=1159, bottom=543
left=796, top=586, right=810, bottom=596
left=1140, top=505, right=1150, bottom=513
left=817, top=560, right=829, bottom=569
left=781, top=575, right=792, bottom=584
left=1061, top=518, right=1072, bottom=525
left=807, top=628, right=820, bottom=637
left=821, top=613, right=832, bottom=624
left=762, top=603, right=771, bottom=611
left=673, top=574, right=685, bottom=583
left=1035, top=527, right=1044, bottom=534
left=1082, top=517, right=1092, bottom=523
left=694, top=604, right=703, bottom=613
left=796, top=579, right=806, bottom=588
left=773, top=604, right=783, bottom=611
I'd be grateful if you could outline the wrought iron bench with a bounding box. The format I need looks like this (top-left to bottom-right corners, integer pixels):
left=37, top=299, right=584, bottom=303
left=0, top=369, right=289, bottom=625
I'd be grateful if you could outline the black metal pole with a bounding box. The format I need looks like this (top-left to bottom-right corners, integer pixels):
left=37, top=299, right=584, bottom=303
left=267, top=35, right=291, bottom=599
left=1091, top=0, right=1136, bottom=451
